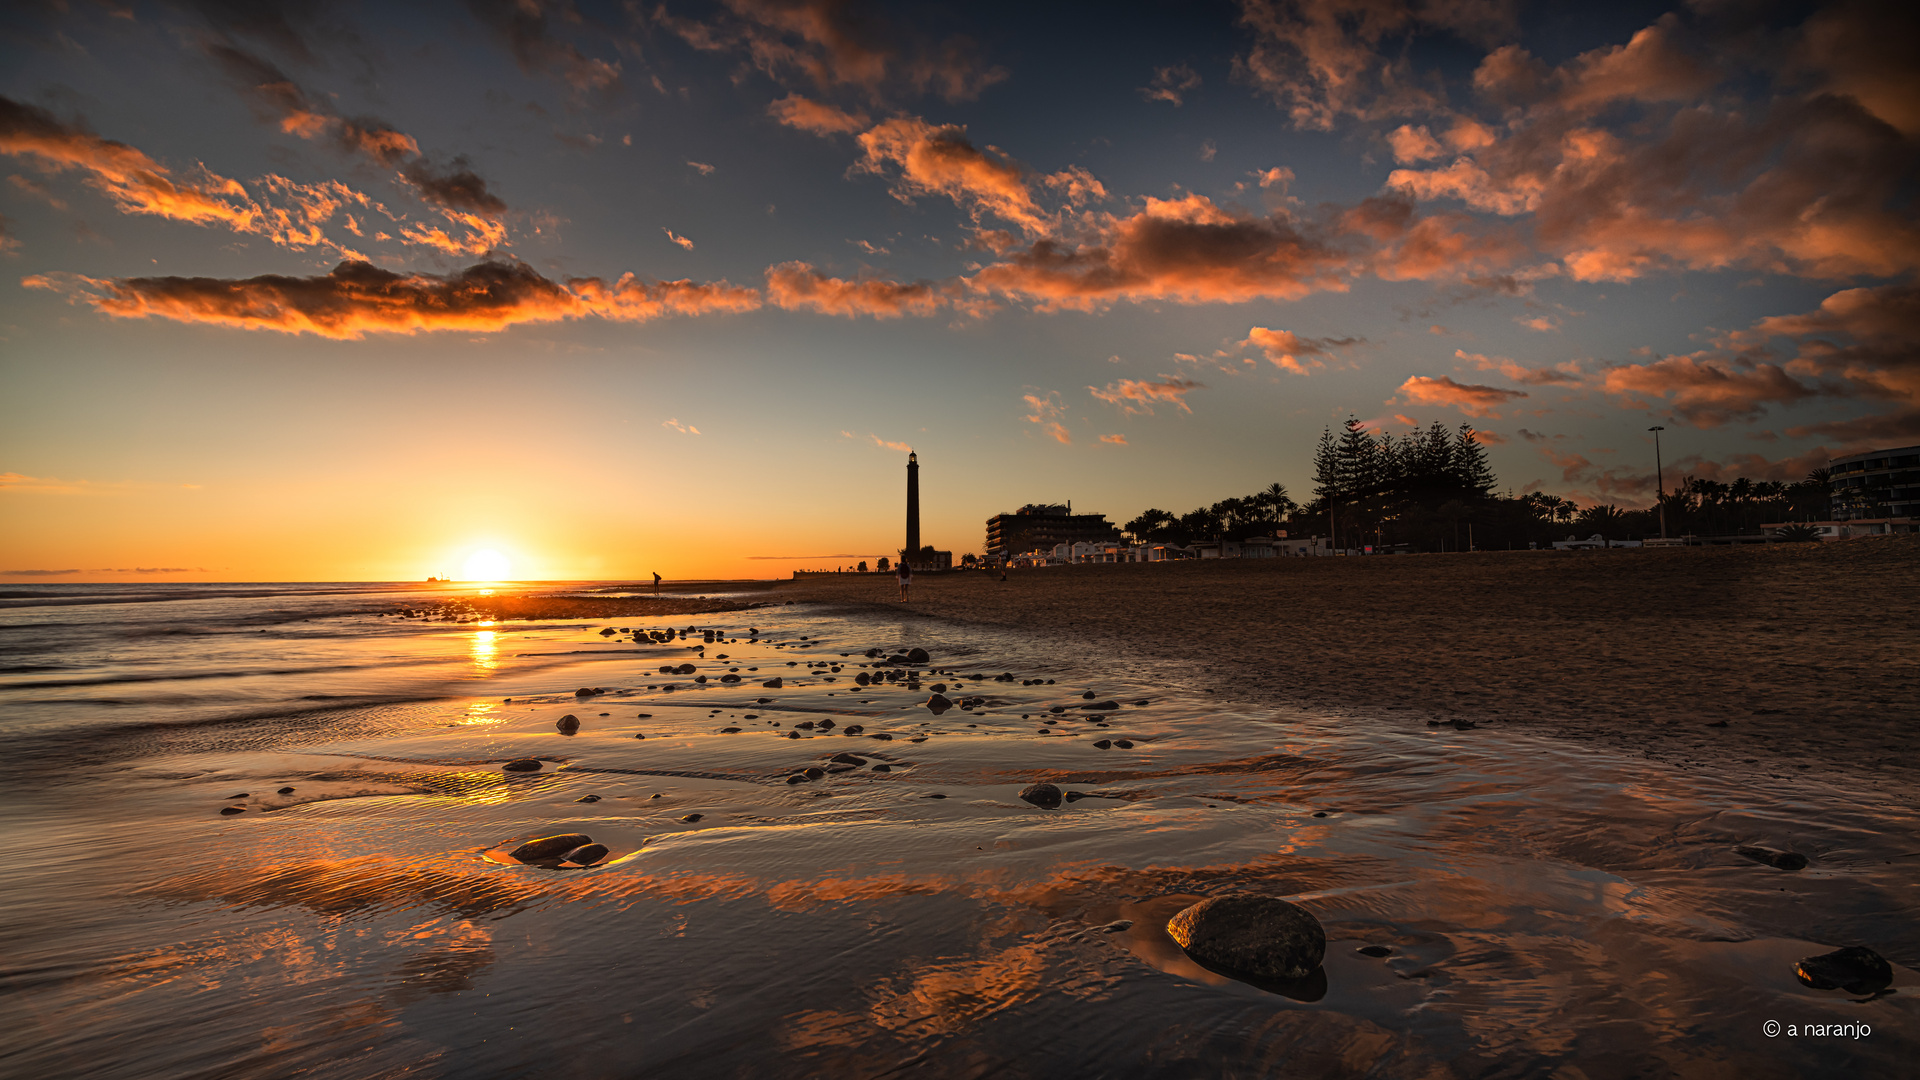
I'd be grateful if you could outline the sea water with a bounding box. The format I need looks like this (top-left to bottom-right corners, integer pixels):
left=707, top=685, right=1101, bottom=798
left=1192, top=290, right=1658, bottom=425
left=1, top=583, right=1914, bottom=1078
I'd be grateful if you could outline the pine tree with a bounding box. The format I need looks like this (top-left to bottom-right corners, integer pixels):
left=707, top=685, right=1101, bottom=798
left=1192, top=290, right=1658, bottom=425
left=1416, top=420, right=1454, bottom=491
left=1311, top=426, right=1341, bottom=502
left=1454, top=424, right=1497, bottom=494
left=1337, top=417, right=1381, bottom=497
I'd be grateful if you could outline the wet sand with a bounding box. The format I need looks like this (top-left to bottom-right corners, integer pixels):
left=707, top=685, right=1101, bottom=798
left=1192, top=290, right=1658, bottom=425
left=779, top=537, right=1920, bottom=801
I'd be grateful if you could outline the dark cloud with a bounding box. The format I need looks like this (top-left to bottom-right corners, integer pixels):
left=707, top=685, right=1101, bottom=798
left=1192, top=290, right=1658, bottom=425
left=466, top=0, right=620, bottom=93
left=401, top=158, right=507, bottom=216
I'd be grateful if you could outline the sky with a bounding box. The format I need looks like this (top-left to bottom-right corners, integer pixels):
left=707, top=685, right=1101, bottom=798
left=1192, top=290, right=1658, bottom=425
left=2, top=0, right=1915, bottom=581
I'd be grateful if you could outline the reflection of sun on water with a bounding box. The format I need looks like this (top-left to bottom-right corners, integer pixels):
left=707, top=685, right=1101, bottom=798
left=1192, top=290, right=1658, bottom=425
left=470, top=630, right=497, bottom=672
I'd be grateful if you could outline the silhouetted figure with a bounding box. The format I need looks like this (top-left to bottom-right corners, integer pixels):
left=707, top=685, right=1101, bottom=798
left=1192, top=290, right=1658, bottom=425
left=897, top=560, right=913, bottom=601
left=653, top=572, right=661, bottom=595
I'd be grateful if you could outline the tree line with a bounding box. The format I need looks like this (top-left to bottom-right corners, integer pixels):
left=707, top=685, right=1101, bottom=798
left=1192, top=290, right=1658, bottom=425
left=1117, top=417, right=1833, bottom=552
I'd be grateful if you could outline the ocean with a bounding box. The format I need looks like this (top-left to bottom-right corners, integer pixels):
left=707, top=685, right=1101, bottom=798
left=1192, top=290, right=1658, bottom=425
left=1, top=581, right=1913, bottom=1078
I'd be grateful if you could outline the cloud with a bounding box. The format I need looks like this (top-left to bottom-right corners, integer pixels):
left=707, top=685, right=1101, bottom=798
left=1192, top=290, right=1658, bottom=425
left=1240, top=326, right=1357, bottom=374
left=1023, top=391, right=1070, bottom=444
left=466, top=0, right=620, bottom=93
left=1386, top=124, right=1444, bottom=163
left=28, top=259, right=761, bottom=339
left=849, top=239, right=890, bottom=255
left=1141, top=64, right=1202, bottom=107
left=1254, top=166, right=1294, bottom=189
left=1397, top=375, right=1528, bottom=418
left=869, top=434, right=912, bottom=452
left=1471, top=429, right=1507, bottom=444
left=656, top=0, right=1007, bottom=103
left=767, top=93, right=870, bottom=135
left=399, top=158, right=507, bottom=215
left=1784, top=409, right=1920, bottom=448
left=1199, top=140, right=1217, bottom=162
left=1232, top=0, right=1516, bottom=131
left=1455, top=349, right=1580, bottom=386
left=1090, top=376, right=1202, bottom=417
left=968, top=193, right=1352, bottom=309
left=664, top=228, right=694, bottom=250
left=1599, top=354, right=1821, bottom=428
left=1, top=569, right=81, bottom=576
left=1517, top=314, right=1560, bottom=332
left=765, top=261, right=946, bottom=318
left=687, top=160, right=716, bottom=175
left=1099, top=433, right=1128, bottom=445
left=662, top=418, right=701, bottom=435
left=854, top=116, right=1103, bottom=236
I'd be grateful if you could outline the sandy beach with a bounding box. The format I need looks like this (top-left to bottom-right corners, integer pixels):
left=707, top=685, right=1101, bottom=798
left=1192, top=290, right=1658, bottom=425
left=780, top=536, right=1920, bottom=800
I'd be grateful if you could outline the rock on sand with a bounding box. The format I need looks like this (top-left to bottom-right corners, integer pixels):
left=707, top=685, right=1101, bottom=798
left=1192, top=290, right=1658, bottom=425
left=1734, top=845, right=1809, bottom=871
left=1018, top=783, right=1063, bottom=809
left=509, top=833, right=594, bottom=861
left=1166, top=895, right=1326, bottom=981
left=1794, top=946, right=1893, bottom=995
left=562, top=843, right=609, bottom=866
left=503, top=758, right=543, bottom=772
left=556, top=714, right=581, bottom=734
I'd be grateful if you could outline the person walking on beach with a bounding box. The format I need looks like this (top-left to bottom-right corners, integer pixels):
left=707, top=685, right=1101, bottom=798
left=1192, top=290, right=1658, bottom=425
left=652, top=572, right=661, bottom=595
left=896, top=559, right=913, bottom=601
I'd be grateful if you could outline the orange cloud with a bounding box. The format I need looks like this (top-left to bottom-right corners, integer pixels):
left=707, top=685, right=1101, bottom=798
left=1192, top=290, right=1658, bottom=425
left=868, top=434, right=912, bottom=452
left=30, top=260, right=761, bottom=339
left=767, top=94, right=870, bottom=135
left=765, top=261, right=945, bottom=318
left=1600, top=355, right=1819, bottom=427
left=1022, top=391, right=1070, bottom=444
left=662, top=418, right=701, bottom=435
left=856, top=117, right=1050, bottom=234
left=1099, top=434, right=1128, bottom=445
left=969, top=193, right=1352, bottom=309
left=664, top=228, right=695, bottom=251
left=1397, top=375, right=1528, bottom=418
left=1089, top=376, right=1201, bottom=417
left=1455, top=349, right=1581, bottom=386
left=1240, top=326, right=1357, bottom=374
left=1141, top=65, right=1201, bottom=107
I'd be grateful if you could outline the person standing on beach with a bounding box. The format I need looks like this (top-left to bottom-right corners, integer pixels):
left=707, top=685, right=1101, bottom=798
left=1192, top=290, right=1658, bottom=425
left=652, top=572, right=661, bottom=595
left=896, top=559, right=913, bottom=601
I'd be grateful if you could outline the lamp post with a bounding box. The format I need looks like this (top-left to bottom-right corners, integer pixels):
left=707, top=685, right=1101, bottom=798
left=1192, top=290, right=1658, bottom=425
left=1648, top=426, right=1666, bottom=539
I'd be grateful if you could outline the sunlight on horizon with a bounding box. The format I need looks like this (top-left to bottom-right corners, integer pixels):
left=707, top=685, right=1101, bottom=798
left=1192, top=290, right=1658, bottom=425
left=460, top=548, right=511, bottom=582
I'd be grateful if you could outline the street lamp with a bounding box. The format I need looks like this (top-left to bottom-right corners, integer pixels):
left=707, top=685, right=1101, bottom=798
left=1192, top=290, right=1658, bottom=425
left=1649, top=426, right=1666, bottom=539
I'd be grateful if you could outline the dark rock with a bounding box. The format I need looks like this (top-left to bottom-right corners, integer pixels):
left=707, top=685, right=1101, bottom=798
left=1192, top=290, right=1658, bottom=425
left=1795, top=946, right=1893, bottom=995
left=674, top=663, right=697, bottom=674
left=1133, top=700, right=1150, bottom=706
left=694, top=675, right=708, bottom=684
left=872, top=764, right=892, bottom=773
left=1082, top=690, right=1096, bottom=699
left=636, top=713, right=652, bottom=718
left=803, top=767, right=825, bottom=779
left=757, top=697, right=773, bottom=704
left=225, top=793, right=249, bottom=799
left=633, top=734, right=646, bottom=739
left=1312, top=811, right=1327, bottom=818
left=1167, top=895, right=1326, bottom=981
left=1093, top=740, right=1112, bottom=749
left=576, top=794, right=601, bottom=803
left=1735, top=845, right=1809, bottom=871
left=1065, top=791, right=1087, bottom=802
left=926, top=693, right=953, bottom=714
left=831, top=753, right=866, bottom=765
left=599, top=628, right=616, bottom=637
left=1449, top=719, right=1477, bottom=730
left=924, top=793, right=947, bottom=799
left=720, top=674, right=741, bottom=683
left=680, top=813, right=703, bottom=822
left=556, top=714, right=581, bottom=734
left=784, top=730, right=799, bottom=739
left=1019, top=782, right=1063, bottom=809
left=817, top=718, right=836, bottom=730
left=1101, top=920, right=1133, bottom=933
left=870, top=732, right=893, bottom=740
left=930, top=683, right=947, bottom=693
left=1356, top=945, right=1393, bottom=958
left=503, top=759, right=543, bottom=772
left=277, top=786, right=294, bottom=794
left=856, top=672, right=872, bottom=685
left=509, top=833, right=594, bottom=861
left=219, top=806, right=245, bottom=815
left=563, top=843, right=609, bottom=866
left=907, top=647, right=930, bottom=664
left=576, top=687, right=595, bottom=695
left=1049, top=706, right=1066, bottom=714
left=721, top=727, right=741, bottom=733
left=843, top=724, right=864, bottom=735
left=786, top=773, right=808, bottom=784
left=763, top=677, right=783, bottom=688
left=1081, top=700, right=1119, bottom=711
left=1114, top=739, right=1134, bottom=749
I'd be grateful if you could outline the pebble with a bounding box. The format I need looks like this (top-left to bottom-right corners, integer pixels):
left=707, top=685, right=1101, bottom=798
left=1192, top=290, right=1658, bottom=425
left=1167, top=895, right=1326, bottom=981
left=277, top=786, right=294, bottom=794
left=1018, top=782, right=1063, bottom=809
left=680, top=813, right=703, bottom=822
left=1101, top=920, right=1133, bottom=933
left=1356, top=945, right=1393, bottom=958
left=1114, top=739, right=1134, bottom=749
left=786, top=773, right=810, bottom=784
left=220, top=806, right=245, bottom=815
left=576, top=794, right=600, bottom=803
left=225, top=793, right=249, bottom=799
left=869, top=733, right=893, bottom=741
left=503, top=759, right=543, bottom=772
left=557, top=714, right=581, bottom=734
left=509, top=833, right=594, bottom=861
left=1093, top=740, right=1112, bottom=749
left=923, top=793, right=947, bottom=799
left=843, top=724, right=865, bottom=735
left=562, top=843, right=609, bottom=866
left=763, top=677, right=783, bottom=688
left=1082, top=700, right=1119, bottom=711
left=925, top=693, right=954, bottom=714
left=1794, top=946, right=1893, bottom=995
left=634, top=734, right=646, bottom=739
left=1734, top=845, right=1809, bottom=871
left=831, top=752, right=866, bottom=765
left=1081, top=690, right=1096, bottom=699
left=721, top=727, right=742, bottom=733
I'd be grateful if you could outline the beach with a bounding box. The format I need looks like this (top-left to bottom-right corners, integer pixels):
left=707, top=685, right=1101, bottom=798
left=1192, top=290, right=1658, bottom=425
left=1, top=561, right=1916, bottom=1078
left=782, top=536, right=1920, bottom=801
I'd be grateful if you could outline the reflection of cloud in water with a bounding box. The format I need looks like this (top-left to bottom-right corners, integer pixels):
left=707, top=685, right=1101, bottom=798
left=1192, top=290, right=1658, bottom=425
left=386, top=920, right=494, bottom=1004
left=141, top=856, right=549, bottom=920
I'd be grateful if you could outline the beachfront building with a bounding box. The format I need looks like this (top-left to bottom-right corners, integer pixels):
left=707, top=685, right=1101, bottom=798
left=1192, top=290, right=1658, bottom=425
left=1827, top=444, right=1920, bottom=529
left=1194, top=537, right=1279, bottom=559
left=985, top=503, right=1121, bottom=558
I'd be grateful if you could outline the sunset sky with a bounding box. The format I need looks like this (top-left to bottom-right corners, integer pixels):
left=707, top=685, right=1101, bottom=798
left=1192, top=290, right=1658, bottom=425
left=3, top=0, right=1915, bottom=581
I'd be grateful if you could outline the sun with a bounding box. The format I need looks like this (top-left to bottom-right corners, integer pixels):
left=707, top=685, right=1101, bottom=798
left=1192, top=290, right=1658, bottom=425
left=460, top=548, right=512, bottom=582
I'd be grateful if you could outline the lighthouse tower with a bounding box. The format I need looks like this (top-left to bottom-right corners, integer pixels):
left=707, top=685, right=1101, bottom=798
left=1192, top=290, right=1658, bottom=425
left=905, top=451, right=920, bottom=565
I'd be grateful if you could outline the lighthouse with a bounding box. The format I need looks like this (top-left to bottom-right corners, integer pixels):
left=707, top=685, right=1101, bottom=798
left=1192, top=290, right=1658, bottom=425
left=905, top=451, right=920, bottom=564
